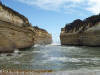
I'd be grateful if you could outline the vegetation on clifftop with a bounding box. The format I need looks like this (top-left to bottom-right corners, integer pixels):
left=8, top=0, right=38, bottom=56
left=0, top=2, right=30, bottom=26
left=65, top=14, right=100, bottom=33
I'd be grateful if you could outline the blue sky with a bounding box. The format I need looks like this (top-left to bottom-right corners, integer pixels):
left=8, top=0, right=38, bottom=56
left=2, top=0, right=99, bottom=43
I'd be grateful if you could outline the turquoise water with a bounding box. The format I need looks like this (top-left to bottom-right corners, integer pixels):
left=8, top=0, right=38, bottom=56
left=0, top=45, right=100, bottom=71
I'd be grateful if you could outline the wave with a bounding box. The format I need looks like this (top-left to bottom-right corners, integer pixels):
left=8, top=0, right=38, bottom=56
left=43, top=57, right=80, bottom=63
left=51, top=43, right=61, bottom=46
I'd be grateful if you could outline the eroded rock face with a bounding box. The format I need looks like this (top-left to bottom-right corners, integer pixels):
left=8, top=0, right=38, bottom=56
left=28, top=26, right=52, bottom=45
left=0, top=33, right=15, bottom=53
left=0, top=3, right=34, bottom=52
left=26, top=26, right=52, bottom=45
left=0, top=20, right=34, bottom=48
left=0, top=2, right=52, bottom=53
left=60, top=14, right=100, bottom=46
left=0, top=3, right=30, bottom=27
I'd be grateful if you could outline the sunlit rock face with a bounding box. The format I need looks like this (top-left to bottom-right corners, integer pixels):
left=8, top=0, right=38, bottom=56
left=0, top=2, right=34, bottom=53
left=0, top=3, right=30, bottom=27
left=60, top=14, right=100, bottom=46
left=0, top=2, right=52, bottom=53
left=28, top=26, right=52, bottom=45
left=0, top=34, right=15, bottom=53
left=33, top=27, right=52, bottom=45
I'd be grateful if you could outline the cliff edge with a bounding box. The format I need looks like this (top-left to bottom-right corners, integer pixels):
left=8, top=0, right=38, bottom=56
left=32, top=26, right=52, bottom=45
left=60, top=14, right=100, bottom=46
left=0, top=2, right=52, bottom=53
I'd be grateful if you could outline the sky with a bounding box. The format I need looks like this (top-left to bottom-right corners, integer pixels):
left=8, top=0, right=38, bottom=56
left=2, top=0, right=100, bottom=44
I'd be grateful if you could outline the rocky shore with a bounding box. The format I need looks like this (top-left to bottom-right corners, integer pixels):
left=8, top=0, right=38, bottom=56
left=0, top=2, right=52, bottom=53
left=60, top=14, right=100, bottom=46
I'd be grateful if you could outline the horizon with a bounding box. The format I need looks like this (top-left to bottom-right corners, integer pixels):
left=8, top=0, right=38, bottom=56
left=2, top=0, right=99, bottom=43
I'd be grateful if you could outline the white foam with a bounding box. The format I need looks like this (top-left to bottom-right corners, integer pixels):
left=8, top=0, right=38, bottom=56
left=14, top=61, right=21, bottom=64
left=32, top=51, right=41, bottom=53
left=45, top=57, right=80, bottom=63
left=34, top=44, right=41, bottom=47
left=14, top=49, right=19, bottom=53
left=51, top=43, right=61, bottom=46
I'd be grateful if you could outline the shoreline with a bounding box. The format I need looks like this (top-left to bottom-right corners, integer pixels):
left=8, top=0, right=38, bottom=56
left=0, top=69, right=100, bottom=75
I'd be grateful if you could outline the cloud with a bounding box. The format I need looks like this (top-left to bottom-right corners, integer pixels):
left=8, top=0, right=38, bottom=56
left=15, top=0, right=83, bottom=11
left=87, top=0, right=100, bottom=14
left=13, top=0, right=100, bottom=14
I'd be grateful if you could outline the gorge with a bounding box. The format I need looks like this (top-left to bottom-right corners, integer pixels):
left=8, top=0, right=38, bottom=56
left=1, top=1, right=100, bottom=74
left=0, top=2, right=52, bottom=53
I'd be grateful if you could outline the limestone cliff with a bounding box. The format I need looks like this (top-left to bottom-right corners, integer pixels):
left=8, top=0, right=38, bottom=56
left=0, top=2, right=52, bottom=53
left=60, top=14, right=100, bottom=46
left=32, top=26, right=52, bottom=45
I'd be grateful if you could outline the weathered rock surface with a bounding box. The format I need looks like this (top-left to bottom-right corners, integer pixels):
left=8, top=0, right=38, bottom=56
left=32, top=26, right=52, bottom=45
left=0, top=33, right=15, bottom=53
left=60, top=14, right=100, bottom=46
left=0, top=2, right=52, bottom=53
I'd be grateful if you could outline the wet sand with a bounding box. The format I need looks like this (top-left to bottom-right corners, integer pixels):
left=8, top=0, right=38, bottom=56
left=0, top=70, right=100, bottom=75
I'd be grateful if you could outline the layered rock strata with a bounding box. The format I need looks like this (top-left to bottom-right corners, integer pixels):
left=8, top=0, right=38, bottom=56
left=60, top=14, right=100, bottom=46
left=0, top=2, right=52, bottom=53
left=32, top=26, right=52, bottom=45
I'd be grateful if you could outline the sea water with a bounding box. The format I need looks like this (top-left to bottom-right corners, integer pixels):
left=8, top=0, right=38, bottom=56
left=0, top=45, right=100, bottom=72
